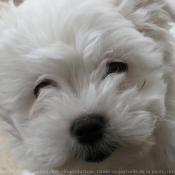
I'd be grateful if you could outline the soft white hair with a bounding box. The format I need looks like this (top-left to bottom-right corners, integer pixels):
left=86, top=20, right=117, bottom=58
left=0, top=0, right=175, bottom=175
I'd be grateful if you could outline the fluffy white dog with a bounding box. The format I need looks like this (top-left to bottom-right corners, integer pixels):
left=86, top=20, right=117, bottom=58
left=0, top=0, right=175, bottom=175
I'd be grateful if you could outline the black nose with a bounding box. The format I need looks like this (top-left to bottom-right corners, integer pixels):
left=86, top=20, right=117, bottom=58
left=71, top=114, right=106, bottom=145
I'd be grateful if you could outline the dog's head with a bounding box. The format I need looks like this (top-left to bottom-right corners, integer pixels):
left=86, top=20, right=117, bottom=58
left=0, top=0, right=175, bottom=172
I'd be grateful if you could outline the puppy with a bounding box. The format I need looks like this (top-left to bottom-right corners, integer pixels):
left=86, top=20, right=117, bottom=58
left=0, top=0, right=175, bottom=175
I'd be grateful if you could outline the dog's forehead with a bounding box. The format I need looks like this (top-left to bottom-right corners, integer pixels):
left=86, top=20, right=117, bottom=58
left=13, top=0, right=135, bottom=48
left=0, top=1, right=137, bottom=67
left=0, top=0, right=163, bottom=77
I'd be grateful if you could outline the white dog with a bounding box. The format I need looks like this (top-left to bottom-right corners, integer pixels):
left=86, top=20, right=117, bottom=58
left=0, top=0, right=175, bottom=175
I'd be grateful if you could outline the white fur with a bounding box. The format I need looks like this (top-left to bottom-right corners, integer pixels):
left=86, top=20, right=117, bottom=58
left=0, top=0, right=175, bottom=175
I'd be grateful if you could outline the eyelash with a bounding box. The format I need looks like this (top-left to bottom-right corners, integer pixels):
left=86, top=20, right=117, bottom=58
left=105, top=62, right=128, bottom=76
left=34, top=79, right=57, bottom=98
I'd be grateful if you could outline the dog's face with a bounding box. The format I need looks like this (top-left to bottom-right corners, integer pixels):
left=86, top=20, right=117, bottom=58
left=0, top=0, right=174, bottom=172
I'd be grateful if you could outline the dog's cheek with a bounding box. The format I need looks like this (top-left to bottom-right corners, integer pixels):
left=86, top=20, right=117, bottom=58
left=29, top=90, right=49, bottom=119
left=29, top=102, right=46, bottom=119
left=25, top=110, right=72, bottom=168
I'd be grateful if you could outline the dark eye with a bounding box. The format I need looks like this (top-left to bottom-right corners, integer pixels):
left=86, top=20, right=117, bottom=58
left=34, top=79, right=56, bottom=98
left=106, top=62, right=128, bottom=76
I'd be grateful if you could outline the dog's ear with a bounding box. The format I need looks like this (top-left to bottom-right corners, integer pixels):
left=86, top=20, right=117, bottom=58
left=113, top=0, right=175, bottom=60
left=114, top=0, right=175, bottom=31
left=113, top=0, right=175, bottom=80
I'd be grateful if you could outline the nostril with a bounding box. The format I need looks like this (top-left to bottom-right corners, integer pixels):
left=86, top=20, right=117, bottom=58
left=76, top=123, right=102, bottom=138
left=71, top=114, right=106, bottom=145
left=76, top=129, right=85, bottom=138
left=91, top=124, right=102, bottom=133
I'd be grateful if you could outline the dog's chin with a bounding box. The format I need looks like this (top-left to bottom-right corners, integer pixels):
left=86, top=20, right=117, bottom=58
left=84, top=150, right=115, bottom=163
left=72, top=142, right=117, bottom=163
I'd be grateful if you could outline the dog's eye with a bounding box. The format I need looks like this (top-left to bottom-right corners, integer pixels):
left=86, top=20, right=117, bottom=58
left=34, top=79, right=56, bottom=98
left=106, top=62, right=128, bottom=76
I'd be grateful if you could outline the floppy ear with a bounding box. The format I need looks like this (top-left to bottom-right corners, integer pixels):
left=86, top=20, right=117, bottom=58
left=112, top=0, right=175, bottom=91
left=113, top=0, right=175, bottom=63
left=164, top=0, right=175, bottom=19
left=114, top=0, right=175, bottom=31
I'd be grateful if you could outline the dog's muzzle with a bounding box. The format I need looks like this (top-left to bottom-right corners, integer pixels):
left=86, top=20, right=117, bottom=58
left=71, top=114, right=117, bottom=163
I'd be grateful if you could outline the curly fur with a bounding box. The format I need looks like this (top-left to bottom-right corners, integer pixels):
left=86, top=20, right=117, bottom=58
left=0, top=0, right=175, bottom=175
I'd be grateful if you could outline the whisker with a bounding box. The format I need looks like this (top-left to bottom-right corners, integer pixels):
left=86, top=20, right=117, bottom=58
left=138, top=78, right=146, bottom=91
